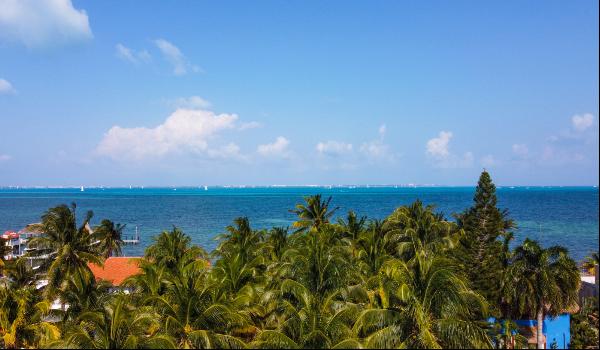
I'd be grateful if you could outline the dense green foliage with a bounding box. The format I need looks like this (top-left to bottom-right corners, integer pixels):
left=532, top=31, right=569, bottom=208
left=454, top=170, right=515, bottom=312
left=570, top=297, right=599, bottom=349
left=0, top=172, right=588, bottom=349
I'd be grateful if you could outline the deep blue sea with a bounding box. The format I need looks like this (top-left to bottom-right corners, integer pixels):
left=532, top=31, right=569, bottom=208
left=0, top=187, right=598, bottom=261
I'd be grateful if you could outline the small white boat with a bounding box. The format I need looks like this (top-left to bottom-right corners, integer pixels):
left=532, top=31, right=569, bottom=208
left=80, top=186, right=84, bottom=192
left=204, top=185, right=208, bottom=191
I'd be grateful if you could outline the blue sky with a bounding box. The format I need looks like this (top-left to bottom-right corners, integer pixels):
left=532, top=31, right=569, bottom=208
left=0, top=0, right=598, bottom=186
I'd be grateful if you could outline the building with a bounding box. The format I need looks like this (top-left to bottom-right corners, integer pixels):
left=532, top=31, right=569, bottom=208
left=579, top=264, right=599, bottom=301
left=88, top=257, right=142, bottom=291
left=1, top=229, right=43, bottom=261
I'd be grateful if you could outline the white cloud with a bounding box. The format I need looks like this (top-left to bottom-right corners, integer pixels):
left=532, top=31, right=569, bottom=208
left=426, top=131, right=452, bottom=158
left=316, top=141, right=353, bottom=157
left=154, top=39, right=199, bottom=76
left=257, top=137, right=290, bottom=158
left=512, top=144, right=529, bottom=158
left=359, top=124, right=396, bottom=162
left=571, top=113, right=594, bottom=132
left=426, top=131, right=473, bottom=168
left=206, top=143, right=244, bottom=160
left=95, top=108, right=238, bottom=161
left=481, top=154, right=499, bottom=168
left=360, top=140, right=389, bottom=159
left=239, top=121, right=262, bottom=131
left=115, top=43, right=151, bottom=64
left=0, top=0, right=92, bottom=48
left=170, top=96, right=211, bottom=109
left=0, top=154, right=11, bottom=161
left=0, top=79, right=16, bottom=94
left=461, top=152, right=475, bottom=167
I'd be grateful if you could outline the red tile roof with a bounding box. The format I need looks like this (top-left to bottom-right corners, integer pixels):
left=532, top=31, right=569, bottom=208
left=88, top=257, right=141, bottom=286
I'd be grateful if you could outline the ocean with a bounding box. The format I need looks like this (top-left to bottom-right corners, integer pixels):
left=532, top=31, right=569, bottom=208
left=0, top=186, right=598, bottom=261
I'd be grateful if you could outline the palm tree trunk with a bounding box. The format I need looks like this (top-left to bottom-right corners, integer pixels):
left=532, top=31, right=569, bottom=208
left=536, top=306, right=544, bottom=349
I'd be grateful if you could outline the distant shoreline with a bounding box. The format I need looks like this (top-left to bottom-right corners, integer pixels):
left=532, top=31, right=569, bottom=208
left=1, top=185, right=598, bottom=190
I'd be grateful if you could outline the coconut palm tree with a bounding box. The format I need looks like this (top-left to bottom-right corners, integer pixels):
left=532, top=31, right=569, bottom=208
left=124, top=260, right=171, bottom=298
left=337, top=211, right=367, bottom=258
left=57, top=268, right=111, bottom=322
left=251, top=278, right=362, bottom=349
left=491, top=319, right=528, bottom=349
left=353, top=252, right=491, bottom=348
left=264, top=227, right=289, bottom=263
left=151, top=259, right=247, bottom=349
left=145, top=227, right=206, bottom=274
left=356, top=219, right=393, bottom=277
left=503, top=239, right=581, bottom=349
left=0, top=236, right=10, bottom=274
left=290, top=194, right=339, bottom=233
left=212, top=252, right=261, bottom=296
left=1, top=257, right=37, bottom=288
left=582, top=251, right=599, bottom=275
left=25, top=203, right=103, bottom=298
left=93, top=219, right=125, bottom=258
left=0, top=285, right=60, bottom=349
left=56, top=295, right=174, bottom=349
left=252, top=227, right=360, bottom=348
left=387, top=200, right=461, bottom=261
left=215, top=217, right=264, bottom=265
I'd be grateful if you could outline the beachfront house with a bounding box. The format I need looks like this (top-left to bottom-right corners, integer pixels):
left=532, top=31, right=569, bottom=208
left=1, top=230, right=40, bottom=260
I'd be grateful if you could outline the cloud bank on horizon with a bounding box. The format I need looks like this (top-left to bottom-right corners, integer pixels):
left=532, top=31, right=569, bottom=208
left=0, top=1, right=598, bottom=186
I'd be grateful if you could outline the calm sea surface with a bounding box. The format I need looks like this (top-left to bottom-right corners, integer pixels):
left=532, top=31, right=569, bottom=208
left=0, top=187, right=597, bottom=261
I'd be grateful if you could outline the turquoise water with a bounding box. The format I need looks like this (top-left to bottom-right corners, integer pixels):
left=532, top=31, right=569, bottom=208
left=0, top=187, right=597, bottom=261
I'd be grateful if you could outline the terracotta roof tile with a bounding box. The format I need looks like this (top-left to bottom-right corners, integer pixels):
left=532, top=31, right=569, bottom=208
left=88, top=257, right=141, bottom=286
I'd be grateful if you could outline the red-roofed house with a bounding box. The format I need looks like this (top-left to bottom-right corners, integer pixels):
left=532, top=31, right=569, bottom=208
left=88, top=257, right=141, bottom=287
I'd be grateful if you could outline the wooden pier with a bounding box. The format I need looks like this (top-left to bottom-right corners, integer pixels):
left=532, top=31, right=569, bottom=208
left=122, top=226, right=140, bottom=245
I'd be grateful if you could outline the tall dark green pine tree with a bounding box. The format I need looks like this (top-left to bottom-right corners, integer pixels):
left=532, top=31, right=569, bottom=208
left=455, top=170, right=514, bottom=314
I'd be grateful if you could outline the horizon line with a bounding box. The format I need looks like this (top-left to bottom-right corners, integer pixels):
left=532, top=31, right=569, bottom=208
left=0, top=184, right=598, bottom=189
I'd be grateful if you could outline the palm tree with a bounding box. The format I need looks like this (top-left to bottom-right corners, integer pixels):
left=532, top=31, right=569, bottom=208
left=151, top=259, right=247, bottom=349
left=0, top=285, right=60, bottom=349
left=337, top=210, right=367, bottom=258
left=212, top=252, right=260, bottom=296
left=290, top=194, right=338, bottom=233
left=56, top=295, right=174, bottom=349
left=253, top=227, right=360, bottom=348
left=25, top=203, right=103, bottom=298
left=503, top=239, right=581, bottom=349
left=124, top=260, right=171, bottom=298
left=58, top=268, right=111, bottom=322
left=491, top=319, right=528, bottom=349
left=356, top=219, right=393, bottom=277
left=1, top=257, right=37, bottom=289
left=0, top=236, right=10, bottom=274
left=355, top=252, right=491, bottom=348
left=387, top=200, right=461, bottom=261
left=251, top=279, right=362, bottom=349
left=215, top=217, right=264, bottom=265
left=145, top=227, right=206, bottom=273
left=265, top=227, right=289, bottom=262
left=93, top=219, right=125, bottom=258
left=582, top=251, right=599, bottom=275
left=212, top=218, right=267, bottom=299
